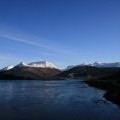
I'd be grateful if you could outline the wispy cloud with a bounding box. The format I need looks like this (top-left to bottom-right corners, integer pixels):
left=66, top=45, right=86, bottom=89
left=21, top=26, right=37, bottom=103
left=0, top=30, right=81, bottom=69
left=0, top=28, right=81, bottom=58
left=0, top=33, right=50, bottom=49
left=0, top=32, right=76, bottom=56
left=0, top=31, right=58, bottom=57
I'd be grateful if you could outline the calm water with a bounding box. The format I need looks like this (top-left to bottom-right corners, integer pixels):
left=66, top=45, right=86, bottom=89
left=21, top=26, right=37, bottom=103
left=0, top=80, right=120, bottom=120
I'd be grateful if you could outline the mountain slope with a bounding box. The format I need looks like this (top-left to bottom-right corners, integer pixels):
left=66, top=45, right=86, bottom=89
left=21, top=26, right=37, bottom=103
left=65, top=62, right=120, bottom=69
left=58, top=66, right=120, bottom=79
left=0, top=66, right=61, bottom=80
left=1, top=65, right=14, bottom=71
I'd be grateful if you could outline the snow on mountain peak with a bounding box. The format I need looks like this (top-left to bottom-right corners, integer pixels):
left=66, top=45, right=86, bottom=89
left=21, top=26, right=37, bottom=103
left=65, top=62, right=120, bottom=70
left=81, top=62, right=120, bottom=68
left=17, top=62, right=28, bottom=67
left=0, top=61, right=57, bottom=71
left=28, top=61, right=57, bottom=68
left=1, top=65, right=14, bottom=71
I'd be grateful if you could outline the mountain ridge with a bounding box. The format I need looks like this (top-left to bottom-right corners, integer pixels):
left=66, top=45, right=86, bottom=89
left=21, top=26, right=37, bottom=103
left=1, top=61, right=120, bottom=80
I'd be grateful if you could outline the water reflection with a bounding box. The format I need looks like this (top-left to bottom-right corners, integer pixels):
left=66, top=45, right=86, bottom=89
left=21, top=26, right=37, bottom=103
left=0, top=80, right=119, bottom=120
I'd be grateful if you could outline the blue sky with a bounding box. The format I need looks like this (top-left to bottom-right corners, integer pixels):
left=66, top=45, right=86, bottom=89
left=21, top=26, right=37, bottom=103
left=0, top=0, right=120, bottom=68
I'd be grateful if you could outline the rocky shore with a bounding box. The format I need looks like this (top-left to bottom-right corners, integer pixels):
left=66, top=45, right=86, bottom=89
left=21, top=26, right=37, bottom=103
left=85, top=79, right=120, bottom=105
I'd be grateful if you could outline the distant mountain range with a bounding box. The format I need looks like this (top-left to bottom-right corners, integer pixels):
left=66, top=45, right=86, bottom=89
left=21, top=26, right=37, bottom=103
left=0, top=61, right=120, bottom=80
left=1, top=60, right=120, bottom=106
left=87, top=62, right=120, bottom=68
left=65, top=62, right=120, bottom=70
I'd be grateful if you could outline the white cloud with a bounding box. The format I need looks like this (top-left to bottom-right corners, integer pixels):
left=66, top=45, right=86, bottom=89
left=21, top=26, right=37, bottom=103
left=0, top=33, right=49, bottom=49
left=0, top=31, right=80, bottom=57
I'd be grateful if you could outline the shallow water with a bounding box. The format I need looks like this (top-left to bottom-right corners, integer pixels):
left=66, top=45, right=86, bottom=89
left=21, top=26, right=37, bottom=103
left=0, top=80, right=120, bottom=120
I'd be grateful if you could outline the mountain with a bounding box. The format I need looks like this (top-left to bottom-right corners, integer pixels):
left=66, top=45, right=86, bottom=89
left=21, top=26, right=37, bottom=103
left=63, top=65, right=75, bottom=71
left=28, top=61, right=57, bottom=68
left=58, top=65, right=120, bottom=79
left=0, top=61, right=61, bottom=80
left=89, top=62, right=120, bottom=68
left=16, top=62, right=29, bottom=67
left=1, top=61, right=120, bottom=80
left=1, top=61, right=58, bottom=71
left=64, top=62, right=120, bottom=70
left=1, top=65, right=14, bottom=71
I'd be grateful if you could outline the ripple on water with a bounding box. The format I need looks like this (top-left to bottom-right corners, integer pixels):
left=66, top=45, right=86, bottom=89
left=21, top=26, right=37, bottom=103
left=0, top=80, right=119, bottom=120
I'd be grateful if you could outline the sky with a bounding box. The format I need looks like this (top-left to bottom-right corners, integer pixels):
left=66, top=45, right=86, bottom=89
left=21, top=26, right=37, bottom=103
left=0, top=0, right=120, bottom=68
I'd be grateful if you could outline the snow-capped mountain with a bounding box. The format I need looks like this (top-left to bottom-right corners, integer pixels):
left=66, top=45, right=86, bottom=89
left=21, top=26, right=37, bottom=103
left=64, top=65, right=75, bottom=71
left=28, top=61, right=57, bottom=68
left=0, top=61, right=60, bottom=80
left=1, top=61, right=120, bottom=72
left=1, top=65, right=14, bottom=71
left=1, top=61, right=57, bottom=71
left=89, top=62, right=120, bottom=68
left=65, top=62, right=120, bottom=70
left=17, top=62, right=29, bottom=67
left=80, top=62, right=120, bottom=68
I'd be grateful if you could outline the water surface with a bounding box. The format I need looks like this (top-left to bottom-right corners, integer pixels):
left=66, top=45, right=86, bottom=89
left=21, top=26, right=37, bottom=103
left=0, top=80, right=120, bottom=120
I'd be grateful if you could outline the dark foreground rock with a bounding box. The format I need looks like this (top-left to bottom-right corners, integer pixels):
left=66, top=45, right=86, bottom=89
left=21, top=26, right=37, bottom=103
left=84, top=69, right=120, bottom=105
left=104, top=84, right=120, bottom=105
left=86, top=78, right=120, bottom=105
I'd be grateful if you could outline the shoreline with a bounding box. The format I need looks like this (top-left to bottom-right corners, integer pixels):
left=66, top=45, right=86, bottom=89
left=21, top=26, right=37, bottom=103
left=85, top=80, right=120, bottom=106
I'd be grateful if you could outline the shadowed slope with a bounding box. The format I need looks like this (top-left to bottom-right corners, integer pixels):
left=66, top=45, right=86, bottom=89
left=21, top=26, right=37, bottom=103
left=0, top=66, right=61, bottom=80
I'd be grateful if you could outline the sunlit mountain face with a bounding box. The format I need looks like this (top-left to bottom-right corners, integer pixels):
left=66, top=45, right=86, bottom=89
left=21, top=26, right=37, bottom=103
left=1, top=61, right=58, bottom=71
left=0, top=61, right=61, bottom=80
